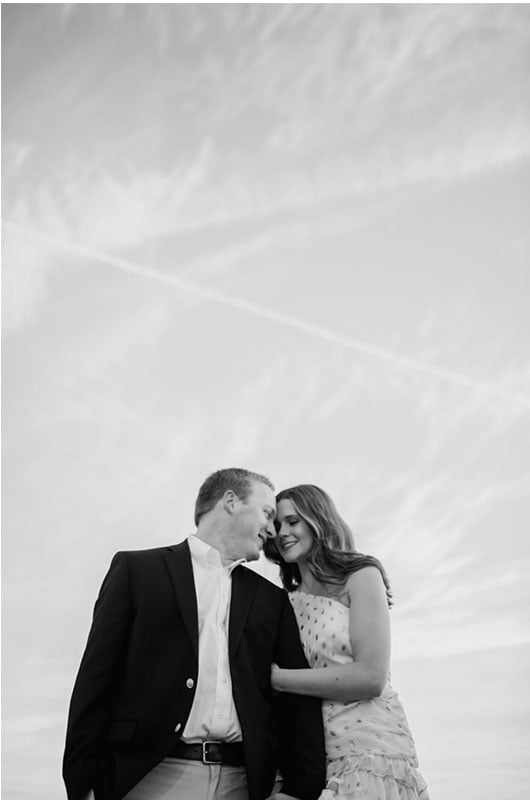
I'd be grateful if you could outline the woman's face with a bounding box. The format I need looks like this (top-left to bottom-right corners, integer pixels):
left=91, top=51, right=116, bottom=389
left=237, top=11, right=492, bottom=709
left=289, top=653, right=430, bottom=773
left=275, top=498, right=314, bottom=564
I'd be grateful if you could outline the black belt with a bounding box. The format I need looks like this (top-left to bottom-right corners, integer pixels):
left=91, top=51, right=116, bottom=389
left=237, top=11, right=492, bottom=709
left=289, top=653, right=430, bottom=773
left=169, top=740, right=245, bottom=766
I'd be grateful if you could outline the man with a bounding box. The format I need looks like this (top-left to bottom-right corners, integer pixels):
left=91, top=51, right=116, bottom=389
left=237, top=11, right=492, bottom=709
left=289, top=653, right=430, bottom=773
left=63, top=468, right=326, bottom=800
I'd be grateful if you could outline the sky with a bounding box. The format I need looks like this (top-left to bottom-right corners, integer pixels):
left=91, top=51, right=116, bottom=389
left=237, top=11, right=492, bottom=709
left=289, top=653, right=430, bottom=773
left=2, top=4, right=530, bottom=799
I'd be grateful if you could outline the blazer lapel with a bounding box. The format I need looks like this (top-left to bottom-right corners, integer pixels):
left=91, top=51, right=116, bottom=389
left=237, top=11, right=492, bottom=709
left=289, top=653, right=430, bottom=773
left=163, top=541, right=199, bottom=658
left=229, top=566, right=257, bottom=656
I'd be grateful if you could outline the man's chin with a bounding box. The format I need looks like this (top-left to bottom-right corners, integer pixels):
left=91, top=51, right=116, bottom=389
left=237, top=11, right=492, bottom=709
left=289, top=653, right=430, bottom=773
left=244, top=543, right=263, bottom=562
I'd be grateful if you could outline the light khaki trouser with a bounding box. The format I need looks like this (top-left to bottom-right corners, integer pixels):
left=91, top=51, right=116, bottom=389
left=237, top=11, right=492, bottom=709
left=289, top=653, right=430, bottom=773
left=122, top=757, right=283, bottom=800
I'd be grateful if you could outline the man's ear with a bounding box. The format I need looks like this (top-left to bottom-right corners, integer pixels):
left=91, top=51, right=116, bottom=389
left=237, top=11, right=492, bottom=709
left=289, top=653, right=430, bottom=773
left=222, top=489, right=238, bottom=515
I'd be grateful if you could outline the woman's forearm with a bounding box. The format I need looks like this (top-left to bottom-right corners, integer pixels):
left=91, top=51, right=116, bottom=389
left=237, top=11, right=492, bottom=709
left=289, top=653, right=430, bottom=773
left=272, top=662, right=385, bottom=702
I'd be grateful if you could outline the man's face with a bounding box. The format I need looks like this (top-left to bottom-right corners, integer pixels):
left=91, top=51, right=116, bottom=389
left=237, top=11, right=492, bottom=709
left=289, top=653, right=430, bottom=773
left=228, top=480, right=277, bottom=562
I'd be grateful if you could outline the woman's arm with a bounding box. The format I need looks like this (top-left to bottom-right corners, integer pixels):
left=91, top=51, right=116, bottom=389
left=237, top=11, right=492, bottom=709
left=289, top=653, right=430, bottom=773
left=271, top=567, right=390, bottom=702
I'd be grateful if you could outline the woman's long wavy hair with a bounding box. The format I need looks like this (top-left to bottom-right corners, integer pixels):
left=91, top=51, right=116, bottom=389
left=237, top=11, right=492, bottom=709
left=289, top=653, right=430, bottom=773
left=264, top=484, right=392, bottom=606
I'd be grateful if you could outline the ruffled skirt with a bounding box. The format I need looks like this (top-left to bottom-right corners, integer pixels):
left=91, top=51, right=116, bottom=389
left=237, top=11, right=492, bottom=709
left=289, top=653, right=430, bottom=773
left=319, top=753, right=430, bottom=800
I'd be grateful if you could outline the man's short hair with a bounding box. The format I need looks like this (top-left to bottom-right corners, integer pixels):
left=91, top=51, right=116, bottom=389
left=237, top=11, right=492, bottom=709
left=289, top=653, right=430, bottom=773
left=194, top=467, right=274, bottom=526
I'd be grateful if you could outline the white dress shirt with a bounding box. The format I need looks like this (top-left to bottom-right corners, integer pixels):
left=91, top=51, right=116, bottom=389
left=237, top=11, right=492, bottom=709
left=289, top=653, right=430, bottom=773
left=182, top=534, right=244, bottom=743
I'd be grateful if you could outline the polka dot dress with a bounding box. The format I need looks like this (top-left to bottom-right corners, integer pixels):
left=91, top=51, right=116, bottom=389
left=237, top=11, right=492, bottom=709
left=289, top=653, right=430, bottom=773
left=289, top=592, right=430, bottom=800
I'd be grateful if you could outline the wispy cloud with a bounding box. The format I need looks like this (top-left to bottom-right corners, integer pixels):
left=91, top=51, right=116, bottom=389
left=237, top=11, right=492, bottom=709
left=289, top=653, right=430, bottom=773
left=4, top=5, right=529, bottom=244
left=4, top=219, right=530, bottom=411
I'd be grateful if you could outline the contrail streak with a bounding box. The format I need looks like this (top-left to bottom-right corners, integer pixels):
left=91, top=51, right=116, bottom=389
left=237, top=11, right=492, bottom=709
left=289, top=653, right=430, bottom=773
left=3, top=218, right=529, bottom=410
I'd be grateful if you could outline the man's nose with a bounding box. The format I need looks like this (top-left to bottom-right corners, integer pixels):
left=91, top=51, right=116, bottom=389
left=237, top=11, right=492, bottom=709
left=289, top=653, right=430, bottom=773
left=266, top=520, right=277, bottom=538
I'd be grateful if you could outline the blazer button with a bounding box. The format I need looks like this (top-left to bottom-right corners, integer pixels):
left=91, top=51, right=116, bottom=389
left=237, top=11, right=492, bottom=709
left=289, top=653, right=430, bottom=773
left=186, top=678, right=195, bottom=689
left=174, top=723, right=181, bottom=733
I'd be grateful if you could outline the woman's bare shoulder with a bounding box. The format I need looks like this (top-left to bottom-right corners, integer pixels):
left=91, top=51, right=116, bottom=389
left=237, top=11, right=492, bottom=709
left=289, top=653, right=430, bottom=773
left=345, top=565, right=386, bottom=596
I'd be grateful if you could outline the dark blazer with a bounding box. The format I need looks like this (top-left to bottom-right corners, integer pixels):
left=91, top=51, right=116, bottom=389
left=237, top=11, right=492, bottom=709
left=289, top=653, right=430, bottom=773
left=63, top=540, right=326, bottom=800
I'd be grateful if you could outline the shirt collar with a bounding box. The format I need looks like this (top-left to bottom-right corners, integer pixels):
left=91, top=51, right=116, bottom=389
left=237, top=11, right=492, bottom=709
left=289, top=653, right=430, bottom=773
left=188, top=533, right=245, bottom=574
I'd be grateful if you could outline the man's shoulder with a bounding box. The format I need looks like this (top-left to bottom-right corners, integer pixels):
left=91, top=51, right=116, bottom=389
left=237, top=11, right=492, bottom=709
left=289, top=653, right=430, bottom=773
left=239, top=564, right=285, bottom=595
left=114, top=540, right=189, bottom=563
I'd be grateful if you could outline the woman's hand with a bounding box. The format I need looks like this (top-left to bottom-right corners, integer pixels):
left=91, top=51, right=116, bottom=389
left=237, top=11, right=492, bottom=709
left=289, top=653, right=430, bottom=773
left=270, top=662, right=283, bottom=691
left=266, top=794, right=302, bottom=800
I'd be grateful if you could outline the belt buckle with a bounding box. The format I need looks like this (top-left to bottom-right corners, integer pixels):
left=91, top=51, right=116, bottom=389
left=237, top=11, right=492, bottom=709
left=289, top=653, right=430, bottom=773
left=202, top=741, right=220, bottom=765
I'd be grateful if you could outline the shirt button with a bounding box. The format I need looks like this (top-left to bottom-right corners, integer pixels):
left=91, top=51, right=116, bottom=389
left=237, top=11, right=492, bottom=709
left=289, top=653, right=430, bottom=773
left=186, top=678, right=195, bottom=689
left=174, top=723, right=181, bottom=733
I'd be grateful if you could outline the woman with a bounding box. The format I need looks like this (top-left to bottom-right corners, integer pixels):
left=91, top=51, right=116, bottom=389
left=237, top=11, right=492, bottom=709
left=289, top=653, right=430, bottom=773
left=264, top=484, right=429, bottom=800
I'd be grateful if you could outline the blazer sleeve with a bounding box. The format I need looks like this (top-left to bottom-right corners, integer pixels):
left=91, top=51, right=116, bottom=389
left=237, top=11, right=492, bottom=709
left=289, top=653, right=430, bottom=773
left=272, top=594, right=326, bottom=800
left=63, top=552, right=132, bottom=800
